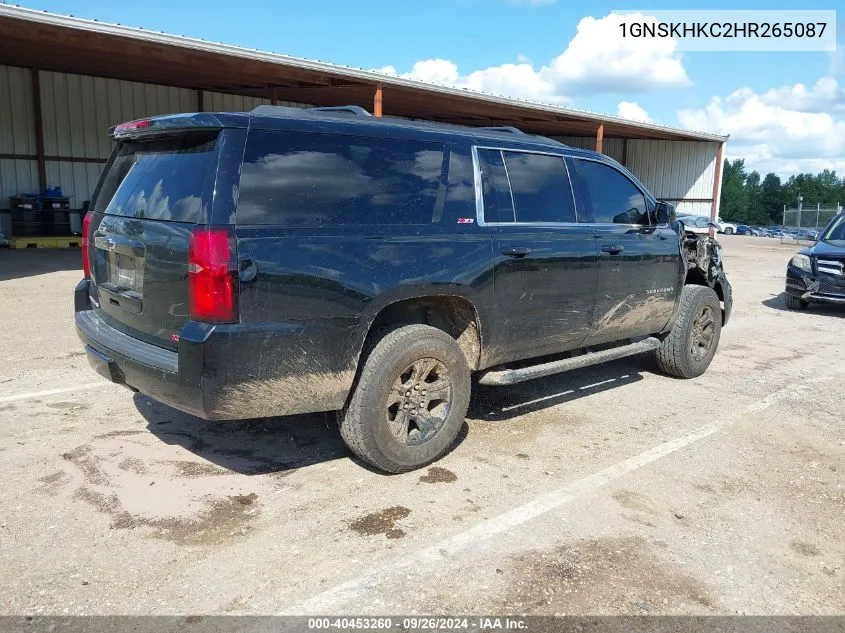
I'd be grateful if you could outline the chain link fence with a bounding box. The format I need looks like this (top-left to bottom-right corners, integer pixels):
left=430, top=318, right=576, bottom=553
left=781, top=204, right=842, bottom=244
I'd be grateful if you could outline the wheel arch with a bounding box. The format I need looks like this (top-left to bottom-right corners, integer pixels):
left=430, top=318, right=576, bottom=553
left=354, top=288, right=487, bottom=372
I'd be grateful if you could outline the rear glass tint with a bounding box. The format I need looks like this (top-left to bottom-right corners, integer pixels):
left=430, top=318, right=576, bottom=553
left=93, top=133, right=218, bottom=223
left=502, top=151, right=575, bottom=223
left=238, top=130, right=455, bottom=225
left=477, top=148, right=515, bottom=223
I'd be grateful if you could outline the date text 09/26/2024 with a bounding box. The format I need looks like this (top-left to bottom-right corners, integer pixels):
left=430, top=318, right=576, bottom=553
left=307, top=617, right=528, bottom=630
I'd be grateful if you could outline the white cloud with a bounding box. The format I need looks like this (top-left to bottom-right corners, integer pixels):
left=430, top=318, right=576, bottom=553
left=759, top=77, right=845, bottom=113
left=372, top=12, right=689, bottom=103
left=616, top=101, right=653, bottom=123
left=542, top=13, right=689, bottom=96
left=677, top=77, right=845, bottom=176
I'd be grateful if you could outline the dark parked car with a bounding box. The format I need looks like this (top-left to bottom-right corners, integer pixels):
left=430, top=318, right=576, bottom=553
left=75, top=106, right=733, bottom=473
left=785, top=212, right=845, bottom=309
left=735, top=225, right=753, bottom=235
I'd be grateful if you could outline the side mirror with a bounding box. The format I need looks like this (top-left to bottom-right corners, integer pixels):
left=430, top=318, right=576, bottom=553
left=655, top=201, right=675, bottom=224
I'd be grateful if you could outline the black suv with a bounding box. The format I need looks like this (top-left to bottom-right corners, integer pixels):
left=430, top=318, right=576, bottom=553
left=75, top=105, right=732, bottom=473
left=785, top=211, right=845, bottom=309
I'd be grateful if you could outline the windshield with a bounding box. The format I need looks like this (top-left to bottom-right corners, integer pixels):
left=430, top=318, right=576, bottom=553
left=93, top=133, right=219, bottom=223
left=821, top=214, right=845, bottom=243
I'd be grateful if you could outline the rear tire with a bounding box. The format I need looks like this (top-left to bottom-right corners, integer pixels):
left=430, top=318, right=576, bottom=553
left=724, top=227, right=734, bottom=235
left=784, top=293, right=809, bottom=310
left=656, top=285, right=722, bottom=379
left=338, top=324, right=471, bottom=473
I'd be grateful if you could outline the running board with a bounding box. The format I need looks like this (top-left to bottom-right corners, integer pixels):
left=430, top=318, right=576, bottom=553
left=477, top=337, right=661, bottom=386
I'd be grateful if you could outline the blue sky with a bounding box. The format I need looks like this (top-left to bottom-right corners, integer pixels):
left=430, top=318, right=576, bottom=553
left=18, top=0, right=845, bottom=176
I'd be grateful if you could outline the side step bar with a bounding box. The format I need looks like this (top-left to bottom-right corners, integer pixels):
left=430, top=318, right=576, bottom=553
left=477, top=337, right=661, bottom=386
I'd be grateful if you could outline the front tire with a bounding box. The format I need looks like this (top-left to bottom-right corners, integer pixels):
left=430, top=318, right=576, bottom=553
left=724, top=227, right=734, bottom=235
left=338, top=324, right=471, bottom=473
left=784, top=293, right=809, bottom=310
left=656, top=285, right=722, bottom=379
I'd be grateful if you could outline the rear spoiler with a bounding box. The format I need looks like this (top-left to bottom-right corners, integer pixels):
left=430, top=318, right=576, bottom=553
left=110, top=113, right=240, bottom=140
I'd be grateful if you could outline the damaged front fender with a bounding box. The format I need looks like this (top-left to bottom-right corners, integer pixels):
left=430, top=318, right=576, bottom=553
left=682, top=228, right=733, bottom=325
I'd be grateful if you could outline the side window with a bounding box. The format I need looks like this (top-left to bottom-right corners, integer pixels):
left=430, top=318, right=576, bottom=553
left=441, top=147, right=476, bottom=222
left=502, top=151, right=575, bottom=223
left=237, top=130, right=447, bottom=225
left=477, top=148, right=514, bottom=223
left=572, top=158, right=650, bottom=225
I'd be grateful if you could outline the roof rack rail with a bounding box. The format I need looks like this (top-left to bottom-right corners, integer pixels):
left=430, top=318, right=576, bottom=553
left=477, top=126, right=526, bottom=135
left=250, top=104, right=373, bottom=118
left=308, top=105, right=372, bottom=117
left=250, top=105, right=302, bottom=116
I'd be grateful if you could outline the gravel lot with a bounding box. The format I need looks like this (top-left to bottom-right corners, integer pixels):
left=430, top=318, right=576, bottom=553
left=0, top=235, right=843, bottom=616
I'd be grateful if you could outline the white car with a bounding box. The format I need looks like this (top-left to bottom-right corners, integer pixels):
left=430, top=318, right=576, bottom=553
left=716, top=219, right=737, bottom=235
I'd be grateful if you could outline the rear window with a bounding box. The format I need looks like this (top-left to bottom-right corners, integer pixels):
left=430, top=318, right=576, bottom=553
left=238, top=130, right=469, bottom=226
left=477, top=149, right=575, bottom=224
left=502, top=151, right=575, bottom=223
left=93, top=133, right=219, bottom=223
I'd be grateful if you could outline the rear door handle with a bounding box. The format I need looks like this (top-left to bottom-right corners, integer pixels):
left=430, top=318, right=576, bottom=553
left=501, top=247, right=532, bottom=257
left=601, top=244, right=624, bottom=255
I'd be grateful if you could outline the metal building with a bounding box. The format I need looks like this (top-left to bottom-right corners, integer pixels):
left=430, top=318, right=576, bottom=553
left=0, top=4, right=726, bottom=232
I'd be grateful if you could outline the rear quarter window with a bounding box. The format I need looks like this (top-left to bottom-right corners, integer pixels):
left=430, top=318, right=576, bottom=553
left=93, top=133, right=218, bottom=224
left=237, top=130, right=468, bottom=226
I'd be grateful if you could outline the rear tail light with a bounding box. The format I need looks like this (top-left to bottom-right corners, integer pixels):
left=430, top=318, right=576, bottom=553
left=81, top=212, right=92, bottom=278
left=114, top=119, right=153, bottom=134
left=188, top=228, right=237, bottom=323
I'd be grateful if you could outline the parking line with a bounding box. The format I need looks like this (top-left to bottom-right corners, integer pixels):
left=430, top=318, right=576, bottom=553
left=285, top=372, right=834, bottom=614
left=0, top=382, right=106, bottom=404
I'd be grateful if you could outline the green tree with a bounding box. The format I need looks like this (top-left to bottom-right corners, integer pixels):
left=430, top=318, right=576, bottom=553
left=744, top=171, right=767, bottom=224
left=760, top=173, right=783, bottom=223
left=719, top=159, right=748, bottom=222
left=719, top=160, right=844, bottom=226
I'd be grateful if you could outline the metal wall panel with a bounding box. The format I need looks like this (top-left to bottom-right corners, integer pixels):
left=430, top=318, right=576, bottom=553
left=0, top=66, right=38, bottom=204
left=45, top=160, right=104, bottom=209
left=201, top=91, right=312, bottom=112
left=39, top=71, right=198, bottom=158
left=626, top=140, right=718, bottom=215
left=675, top=201, right=712, bottom=218
left=0, top=158, right=39, bottom=207
left=0, top=65, right=36, bottom=155
left=553, top=136, right=625, bottom=164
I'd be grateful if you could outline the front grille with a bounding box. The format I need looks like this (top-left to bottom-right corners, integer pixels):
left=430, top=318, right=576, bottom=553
left=816, top=257, right=845, bottom=277
left=817, top=279, right=845, bottom=297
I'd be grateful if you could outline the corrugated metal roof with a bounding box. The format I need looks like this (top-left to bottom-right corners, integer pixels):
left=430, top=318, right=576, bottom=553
left=0, top=4, right=728, bottom=144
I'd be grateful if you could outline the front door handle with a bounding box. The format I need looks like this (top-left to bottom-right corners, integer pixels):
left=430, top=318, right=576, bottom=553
left=501, top=247, right=532, bottom=257
left=601, top=244, right=624, bottom=255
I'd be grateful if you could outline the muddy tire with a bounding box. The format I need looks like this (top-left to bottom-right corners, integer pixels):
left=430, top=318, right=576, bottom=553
left=784, top=293, right=809, bottom=310
left=656, top=285, right=722, bottom=379
left=338, top=324, right=471, bottom=473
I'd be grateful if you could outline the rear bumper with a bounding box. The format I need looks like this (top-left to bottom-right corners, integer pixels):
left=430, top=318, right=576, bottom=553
left=786, top=266, right=845, bottom=305
left=74, top=279, right=356, bottom=420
